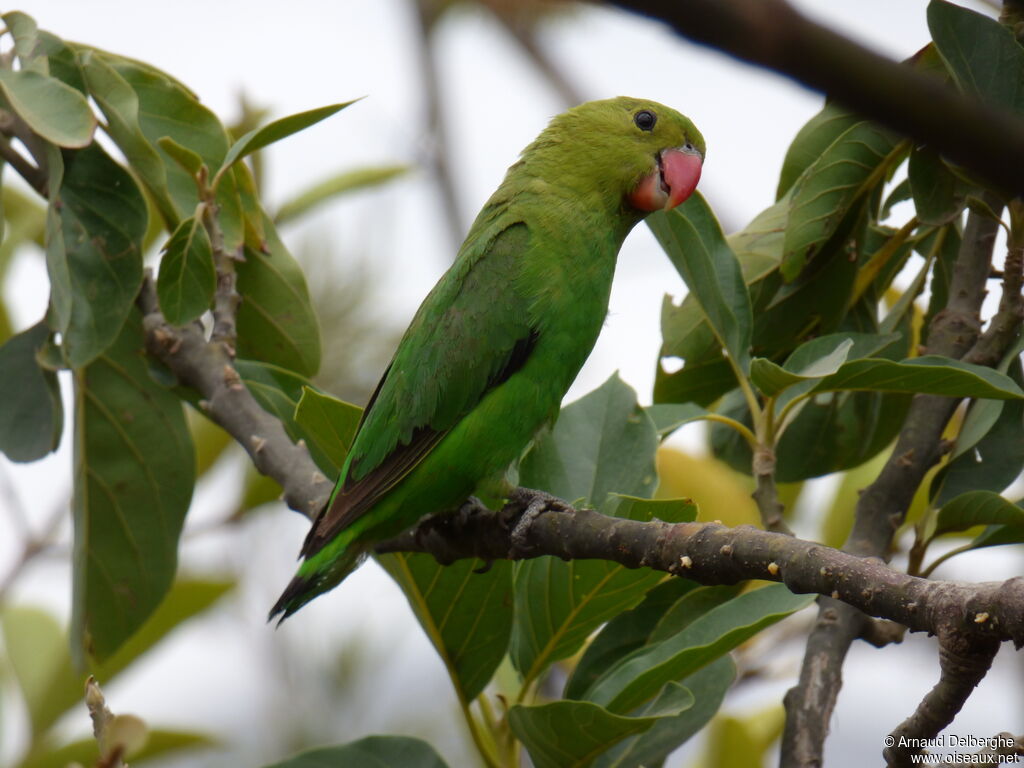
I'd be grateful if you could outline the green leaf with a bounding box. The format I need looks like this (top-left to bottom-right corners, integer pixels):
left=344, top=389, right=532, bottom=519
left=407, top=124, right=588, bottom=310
left=510, top=685, right=694, bottom=768
left=782, top=121, right=901, bottom=280
left=275, top=165, right=409, bottom=225
left=156, top=215, right=215, bottom=325
left=79, top=52, right=177, bottom=226
left=648, top=193, right=752, bottom=374
left=94, top=578, right=234, bottom=682
left=48, top=142, right=147, bottom=367
left=293, top=386, right=362, bottom=477
left=934, top=490, right=1024, bottom=537
left=0, top=69, right=95, bottom=147
left=585, top=584, right=812, bottom=713
left=510, top=497, right=695, bottom=687
left=751, top=338, right=854, bottom=398
left=0, top=321, right=63, bottom=461
left=810, top=355, right=1024, bottom=399
left=768, top=332, right=902, bottom=408
left=776, top=102, right=861, bottom=199
left=908, top=145, right=965, bottom=225
left=645, top=402, right=711, bottom=436
left=933, top=396, right=1024, bottom=505
left=156, top=135, right=205, bottom=177
left=234, top=360, right=337, bottom=474
left=261, top=736, right=448, bottom=768
left=235, top=212, right=322, bottom=376
left=17, top=729, right=215, bottom=768
left=565, top=579, right=698, bottom=701
left=1, top=580, right=228, bottom=741
left=72, top=310, right=195, bottom=663
left=379, top=554, right=513, bottom=701
left=928, top=0, right=1024, bottom=115
left=519, top=373, right=660, bottom=505
left=3, top=11, right=41, bottom=67
left=219, top=101, right=358, bottom=176
left=1, top=605, right=77, bottom=736
left=595, top=656, right=735, bottom=768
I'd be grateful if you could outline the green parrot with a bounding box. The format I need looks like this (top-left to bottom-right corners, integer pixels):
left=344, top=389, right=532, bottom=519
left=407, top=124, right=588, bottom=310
left=270, top=96, right=704, bottom=622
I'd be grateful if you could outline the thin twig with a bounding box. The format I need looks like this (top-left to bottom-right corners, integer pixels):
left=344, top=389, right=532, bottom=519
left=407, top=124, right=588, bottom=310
left=201, top=201, right=242, bottom=353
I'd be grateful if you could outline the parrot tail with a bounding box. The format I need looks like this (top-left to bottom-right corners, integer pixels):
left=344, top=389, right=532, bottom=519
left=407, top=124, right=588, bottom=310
left=268, top=541, right=367, bottom=625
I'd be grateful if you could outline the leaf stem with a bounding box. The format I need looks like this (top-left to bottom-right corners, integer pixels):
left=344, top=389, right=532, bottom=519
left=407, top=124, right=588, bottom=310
left=702, top=412, right=758, bottom=449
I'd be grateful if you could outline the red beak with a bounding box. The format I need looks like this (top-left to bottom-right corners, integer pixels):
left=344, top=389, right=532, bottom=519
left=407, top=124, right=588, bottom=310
left=627, top=146, right=703, bottom=212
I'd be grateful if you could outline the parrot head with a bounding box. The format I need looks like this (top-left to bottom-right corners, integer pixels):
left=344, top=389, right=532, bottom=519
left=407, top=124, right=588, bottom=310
left=519, top=96, right=705, bottom=217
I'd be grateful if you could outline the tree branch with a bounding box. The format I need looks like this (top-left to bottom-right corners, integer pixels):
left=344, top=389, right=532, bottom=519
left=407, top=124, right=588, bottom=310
left=377, top=495, right=1024, bottom=649
left=138, top=273, right=331, bottom=519
left=611, top=0, right=1024, bottom=198
left=781, top=193, right=1004, bottom=767
left=884, top=630, right=1000, bottom=767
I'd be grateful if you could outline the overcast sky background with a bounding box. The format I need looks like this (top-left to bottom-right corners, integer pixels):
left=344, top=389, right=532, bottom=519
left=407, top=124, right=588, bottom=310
left=1, top=2, right=1020, bottom=767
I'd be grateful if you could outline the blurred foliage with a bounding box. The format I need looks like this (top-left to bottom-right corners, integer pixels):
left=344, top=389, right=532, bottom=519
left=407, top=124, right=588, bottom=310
left=0, top=3, right=1022, bottom=768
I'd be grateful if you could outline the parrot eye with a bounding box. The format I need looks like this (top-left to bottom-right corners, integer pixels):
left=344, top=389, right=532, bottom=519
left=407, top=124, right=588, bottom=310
left=633, top=110, right=657, bottom=131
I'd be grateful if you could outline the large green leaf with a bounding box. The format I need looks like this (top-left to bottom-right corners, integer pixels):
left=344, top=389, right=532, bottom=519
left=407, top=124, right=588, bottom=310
left=0, top=68, right=95, bottom=147
left=2, top=580, right=230, bottom=740
left=379, top=554, right=513, bottom=701
left=782, top=121, right=901, bottom=280
left=648, top=194, right=752, bottom=374
left=79, top=51, right=177, bottom=225
left=261, top=736, right=448, bottom=768
left=751, top=338, right=854, bottom=398
left=234, top=212, right=322, bottom=376
left=293, top=386, right=362, bottom=478
left=1, top=605, right=77, bottom=737
left=48, top=142, right=147, bottom=367
left=219, top=101, right=357, bottom=174
left=595, top=656, right=735, bottom=768
left=932, top=396, right=1024, bottom=505
left=510, top=495, right=696, bottom=686
left=809, top=355, right=1024, bottom=399
left=72, top=311, right=195, bottom=663
left=908, top=145, right=965, bottom=225
left=564, top=579, right=698, bottom=701
left=928, top=0, right=1024, bottom=115
left=156, top=215, right=215, bottom=325
left=584, top=584, right=812, bottom=713
left=519, top=373, right=660, bottom=505
left=510, top=684, right=694, bottom=768
left=934, top=490, right=1024, bottom=537
left=776, top=102, right=861, bottom=199
left=0, top=321, right=63, bottom=461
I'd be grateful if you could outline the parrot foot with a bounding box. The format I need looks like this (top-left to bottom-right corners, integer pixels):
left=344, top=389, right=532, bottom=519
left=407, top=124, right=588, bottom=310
left=507, top=487, right=572, bottom=558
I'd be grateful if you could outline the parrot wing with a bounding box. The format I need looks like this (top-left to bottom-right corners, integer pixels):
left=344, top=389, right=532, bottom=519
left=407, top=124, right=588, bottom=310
left=301, top=219, right=538, bottom=556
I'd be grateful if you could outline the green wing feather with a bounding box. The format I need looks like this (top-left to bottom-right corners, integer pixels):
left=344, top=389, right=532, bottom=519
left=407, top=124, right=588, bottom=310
left=301, top=218, right=538, bottom=557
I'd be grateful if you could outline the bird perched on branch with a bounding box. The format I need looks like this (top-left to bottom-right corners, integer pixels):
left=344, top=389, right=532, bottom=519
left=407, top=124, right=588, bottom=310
left=271, top=96, right=704, bottom=621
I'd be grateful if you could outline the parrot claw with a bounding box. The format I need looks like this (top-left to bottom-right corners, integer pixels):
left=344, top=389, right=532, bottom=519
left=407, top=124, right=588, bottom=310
left=473, top=559, right=494, bottom=575
left=508, top=487, right=572, bottom=558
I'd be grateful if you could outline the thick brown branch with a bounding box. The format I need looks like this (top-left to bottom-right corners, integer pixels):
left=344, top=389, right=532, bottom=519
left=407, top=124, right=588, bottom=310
left=611, top=0, right=1024, bottom=197
left=377, top=498, right=1024, bottom=648
left=781, top=194, right=1004, bottom=766
left=884, top=631, right=1000, bottom=767
left=138, top=274, right=330, bottom=518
